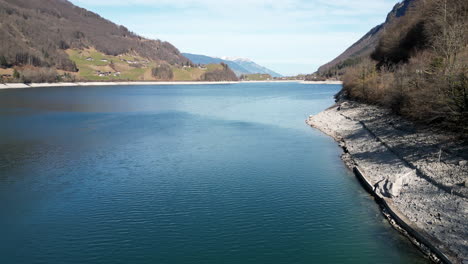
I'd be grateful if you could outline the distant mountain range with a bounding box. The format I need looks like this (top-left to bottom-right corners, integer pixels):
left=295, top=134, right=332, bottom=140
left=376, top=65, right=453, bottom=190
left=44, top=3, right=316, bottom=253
left=182, top=53, right=282, bottom=77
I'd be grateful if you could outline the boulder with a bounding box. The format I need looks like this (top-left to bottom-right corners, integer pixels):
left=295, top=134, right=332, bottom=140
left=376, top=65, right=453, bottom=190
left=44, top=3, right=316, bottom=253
left=376, top=169, right=416, bottom=198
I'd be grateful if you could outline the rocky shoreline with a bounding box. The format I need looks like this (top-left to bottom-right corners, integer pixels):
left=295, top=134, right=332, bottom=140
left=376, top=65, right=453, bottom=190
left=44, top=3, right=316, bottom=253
left=307, top=100, right=467, bottom=264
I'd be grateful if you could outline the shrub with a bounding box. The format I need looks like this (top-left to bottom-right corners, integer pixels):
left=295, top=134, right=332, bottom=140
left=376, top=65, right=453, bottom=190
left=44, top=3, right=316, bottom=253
left=20, top=68, right=58, bottom=83
left=340, top=0, right=468, bottom=134
left=13, top=69, right=20, bottom=79
left=151, top=64, right=173, bottom=80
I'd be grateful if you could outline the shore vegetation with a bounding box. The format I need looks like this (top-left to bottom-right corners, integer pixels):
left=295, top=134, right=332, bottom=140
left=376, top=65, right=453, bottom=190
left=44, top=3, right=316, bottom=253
left=340, top=0, right=467, bottom=134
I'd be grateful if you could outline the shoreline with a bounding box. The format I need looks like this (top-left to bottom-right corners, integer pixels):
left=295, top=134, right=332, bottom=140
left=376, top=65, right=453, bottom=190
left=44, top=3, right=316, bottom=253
left=301, top=80, right=343, bottom=84
left=307, top=100, right=467, bottom=264
left=0, top=80, right=342, bottom=89
left=0, top=81, right=239, bottom=89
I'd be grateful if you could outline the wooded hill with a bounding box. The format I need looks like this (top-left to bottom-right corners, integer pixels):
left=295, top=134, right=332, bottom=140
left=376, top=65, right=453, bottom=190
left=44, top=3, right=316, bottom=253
left=319, top=0, right=468, bottom=134
left=317, top=0, right=414, bottom=78
left=0, top=0, right=238, bottom=82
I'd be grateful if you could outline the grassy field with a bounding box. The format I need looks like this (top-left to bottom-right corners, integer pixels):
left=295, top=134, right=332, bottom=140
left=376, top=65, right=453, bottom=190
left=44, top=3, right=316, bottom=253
left=66, top=48, right=223, bottom=82
left=67, top=48, right=157, bottom=81
left=172, top=64, right=223, bottom=81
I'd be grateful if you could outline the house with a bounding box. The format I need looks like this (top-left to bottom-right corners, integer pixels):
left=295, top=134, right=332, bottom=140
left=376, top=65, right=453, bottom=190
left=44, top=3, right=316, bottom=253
left=96, top=71, right=113, bottom=77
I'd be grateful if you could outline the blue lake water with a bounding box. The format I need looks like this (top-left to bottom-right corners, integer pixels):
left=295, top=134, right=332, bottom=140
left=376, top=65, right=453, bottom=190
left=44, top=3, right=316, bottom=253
left=0, top=83, right=427, bottom=263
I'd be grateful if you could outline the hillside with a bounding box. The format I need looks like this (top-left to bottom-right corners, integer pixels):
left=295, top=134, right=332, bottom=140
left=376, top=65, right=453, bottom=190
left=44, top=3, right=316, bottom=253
left=317, top=0, right=415, bottom=77
left=0, top=0, right=239, bottom=82
left=182, top=53, right=282, bottom=77
left=0, top=0, right=189, bottom=70
left=324, top=0, right=467, bottom=133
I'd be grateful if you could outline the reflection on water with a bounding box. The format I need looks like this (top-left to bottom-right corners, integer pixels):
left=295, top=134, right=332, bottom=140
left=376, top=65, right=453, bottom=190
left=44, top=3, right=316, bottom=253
left=0, top=83, right=428, bottom=264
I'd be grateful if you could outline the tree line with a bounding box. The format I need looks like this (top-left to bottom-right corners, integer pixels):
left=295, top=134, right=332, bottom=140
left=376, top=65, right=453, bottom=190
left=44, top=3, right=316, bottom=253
left=341, top=0, right=467, bottom=134
left=0, top=0, right=190, bottom=72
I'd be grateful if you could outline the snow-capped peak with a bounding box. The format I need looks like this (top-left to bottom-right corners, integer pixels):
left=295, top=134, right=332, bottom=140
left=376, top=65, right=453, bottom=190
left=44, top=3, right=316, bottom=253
left=220, top=56, right=252, bottom=62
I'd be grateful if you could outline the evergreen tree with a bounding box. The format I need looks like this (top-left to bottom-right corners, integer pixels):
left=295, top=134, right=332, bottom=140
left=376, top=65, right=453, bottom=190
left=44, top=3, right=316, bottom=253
left=0, top=55, right=8, bottom=68
left=13, top=69, right=20, bottom=79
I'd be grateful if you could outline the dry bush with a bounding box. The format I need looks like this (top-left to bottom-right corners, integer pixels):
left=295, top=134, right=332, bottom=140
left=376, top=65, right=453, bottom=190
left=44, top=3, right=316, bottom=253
left=151, top=64, right=173, bottom=80
left=20, top=67, right=58, bottom=83
left=342, top=58, right=378, bottom=102
left=342, top=0, right=468, bottom=134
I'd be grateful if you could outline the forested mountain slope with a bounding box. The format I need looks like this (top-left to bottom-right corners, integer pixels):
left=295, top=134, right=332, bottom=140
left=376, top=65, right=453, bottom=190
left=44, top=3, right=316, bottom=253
left=0, top=0, right=189, bottom=71
left=0, top=0, right=242, bottom=82
left=317, top=0, right=415, bottom=77
left=324, top=0, right=467, bottom=133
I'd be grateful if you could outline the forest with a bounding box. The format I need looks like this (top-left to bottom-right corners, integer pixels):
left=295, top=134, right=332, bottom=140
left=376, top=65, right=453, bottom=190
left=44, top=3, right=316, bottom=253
left=339, top=0, right=467, bottom=134
left=0, top=0, right=189, bottom=81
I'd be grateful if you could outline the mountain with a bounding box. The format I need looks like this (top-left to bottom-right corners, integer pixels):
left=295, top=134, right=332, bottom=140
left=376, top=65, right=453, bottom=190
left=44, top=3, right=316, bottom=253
left=182, top=53, right=249, bottom=76
left=0, top=0, right=189, bottom=71
left=0, top=0, right=243, bottom=82
left=316, top=0, right=415, bottom=77
left=182, top=53, right=282, bottom=77
left=328, top=0, right=467, bottom=131
left=180, top=53, right=224, bottom=65
left=223, top=57, right=283, bottom=78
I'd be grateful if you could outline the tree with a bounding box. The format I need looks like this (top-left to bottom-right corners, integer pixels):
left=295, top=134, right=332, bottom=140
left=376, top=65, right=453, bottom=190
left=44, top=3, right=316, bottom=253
left=151, top=64, right=173, bottom=80
left=0, top=55, right=8, bottom=68
left=426, top=0, right=467, bottom=74
left=425, top=0, right=468, bottom=127
left=13, top=69, right=20, bottom=79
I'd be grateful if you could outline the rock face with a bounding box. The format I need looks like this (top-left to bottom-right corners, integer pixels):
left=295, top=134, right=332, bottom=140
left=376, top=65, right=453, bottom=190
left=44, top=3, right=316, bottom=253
left=307, top=100, right=468, bottom=263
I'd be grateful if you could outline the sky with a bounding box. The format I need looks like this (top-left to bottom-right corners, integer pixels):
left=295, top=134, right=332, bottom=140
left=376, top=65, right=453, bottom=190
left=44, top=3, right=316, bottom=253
left=71, top=0, right=400, bottom=76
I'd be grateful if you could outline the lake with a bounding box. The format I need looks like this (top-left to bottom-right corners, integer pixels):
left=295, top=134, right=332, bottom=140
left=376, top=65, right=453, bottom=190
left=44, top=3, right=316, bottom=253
left=0, top=83, right=427, bottom=263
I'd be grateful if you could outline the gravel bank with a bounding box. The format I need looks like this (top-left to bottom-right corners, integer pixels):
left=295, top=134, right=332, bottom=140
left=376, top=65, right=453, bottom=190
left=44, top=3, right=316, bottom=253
left=308, top=100, right=467, bottom=264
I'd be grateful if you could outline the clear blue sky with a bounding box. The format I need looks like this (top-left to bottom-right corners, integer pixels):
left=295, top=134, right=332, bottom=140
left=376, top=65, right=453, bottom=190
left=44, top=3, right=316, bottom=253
left=71, top=0, right=399, bottom=76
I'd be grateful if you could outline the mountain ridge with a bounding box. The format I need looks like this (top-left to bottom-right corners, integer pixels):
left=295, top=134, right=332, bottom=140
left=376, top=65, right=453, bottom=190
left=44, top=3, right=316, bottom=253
left=316, top=0, right=415, bottom=76
left=182, top=53, right=282, bottom=77
left=0, top=0, right=243, bottom=82
left=0, top=0, right=190, bottom=70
